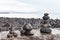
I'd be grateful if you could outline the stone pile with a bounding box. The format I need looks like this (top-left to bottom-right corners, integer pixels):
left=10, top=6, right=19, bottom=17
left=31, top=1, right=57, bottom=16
left=1, top=13, right=60, bottom=40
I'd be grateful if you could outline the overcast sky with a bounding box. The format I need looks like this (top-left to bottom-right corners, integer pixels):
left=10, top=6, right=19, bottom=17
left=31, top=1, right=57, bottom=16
left=0, top=0, right=60, bottom=19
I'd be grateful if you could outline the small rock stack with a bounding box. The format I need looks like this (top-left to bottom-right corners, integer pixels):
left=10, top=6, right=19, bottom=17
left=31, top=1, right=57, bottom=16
left=40, top=13, right=52, bottom=34
left=20, top=23, right=34, bottom=36
left=7, top=27, right=17, bottom=38
left=40, top=13, right=53, bottom=40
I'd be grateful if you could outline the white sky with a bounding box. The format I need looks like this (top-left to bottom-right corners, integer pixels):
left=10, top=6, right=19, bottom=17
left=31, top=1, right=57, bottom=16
left=0, top=0, right=60, bottom=19
left=0, top=0, right=38, bottom=12
left=0, top=14, right=40, bottom=18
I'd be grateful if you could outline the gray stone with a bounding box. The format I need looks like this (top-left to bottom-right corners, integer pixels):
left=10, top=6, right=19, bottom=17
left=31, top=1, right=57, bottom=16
left=20, top=23, right=34, bottom=36
left=40, top=28, right=51, bottom=34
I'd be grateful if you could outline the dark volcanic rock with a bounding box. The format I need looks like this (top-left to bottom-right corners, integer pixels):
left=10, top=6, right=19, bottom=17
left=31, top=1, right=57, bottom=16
left=40, top=28, right=52, bottom=34
left=0, top=17, right=60, bottom=31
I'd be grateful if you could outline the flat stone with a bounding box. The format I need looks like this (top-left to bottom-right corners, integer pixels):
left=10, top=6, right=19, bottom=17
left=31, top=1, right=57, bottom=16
left=40, top=28, right=52, bottom=34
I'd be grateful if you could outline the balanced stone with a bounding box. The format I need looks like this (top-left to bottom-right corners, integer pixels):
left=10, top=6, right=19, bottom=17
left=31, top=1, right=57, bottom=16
left=43, top=13, right=49, bottom=20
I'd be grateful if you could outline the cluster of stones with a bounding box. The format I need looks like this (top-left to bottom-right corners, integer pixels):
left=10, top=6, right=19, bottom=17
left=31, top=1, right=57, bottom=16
left=6, top=13, right=53, bottom=40
left=6, top=23, right=34, bottom=40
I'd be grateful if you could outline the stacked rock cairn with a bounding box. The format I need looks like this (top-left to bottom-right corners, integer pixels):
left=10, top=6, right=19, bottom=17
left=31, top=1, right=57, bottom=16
left=7, top=27, right=17, bottom=38
left=20, top=23, right=34, bottom=36
left=40, top=13, right=52, bottom=34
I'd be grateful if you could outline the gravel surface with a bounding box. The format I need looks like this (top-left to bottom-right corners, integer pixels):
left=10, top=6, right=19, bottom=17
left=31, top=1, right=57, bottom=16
left=0, top=28, right=60, bottom=39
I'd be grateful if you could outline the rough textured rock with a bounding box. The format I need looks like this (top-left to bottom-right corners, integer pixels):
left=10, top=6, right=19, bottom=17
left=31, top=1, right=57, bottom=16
left=1, top=17, right=60, bottom=31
